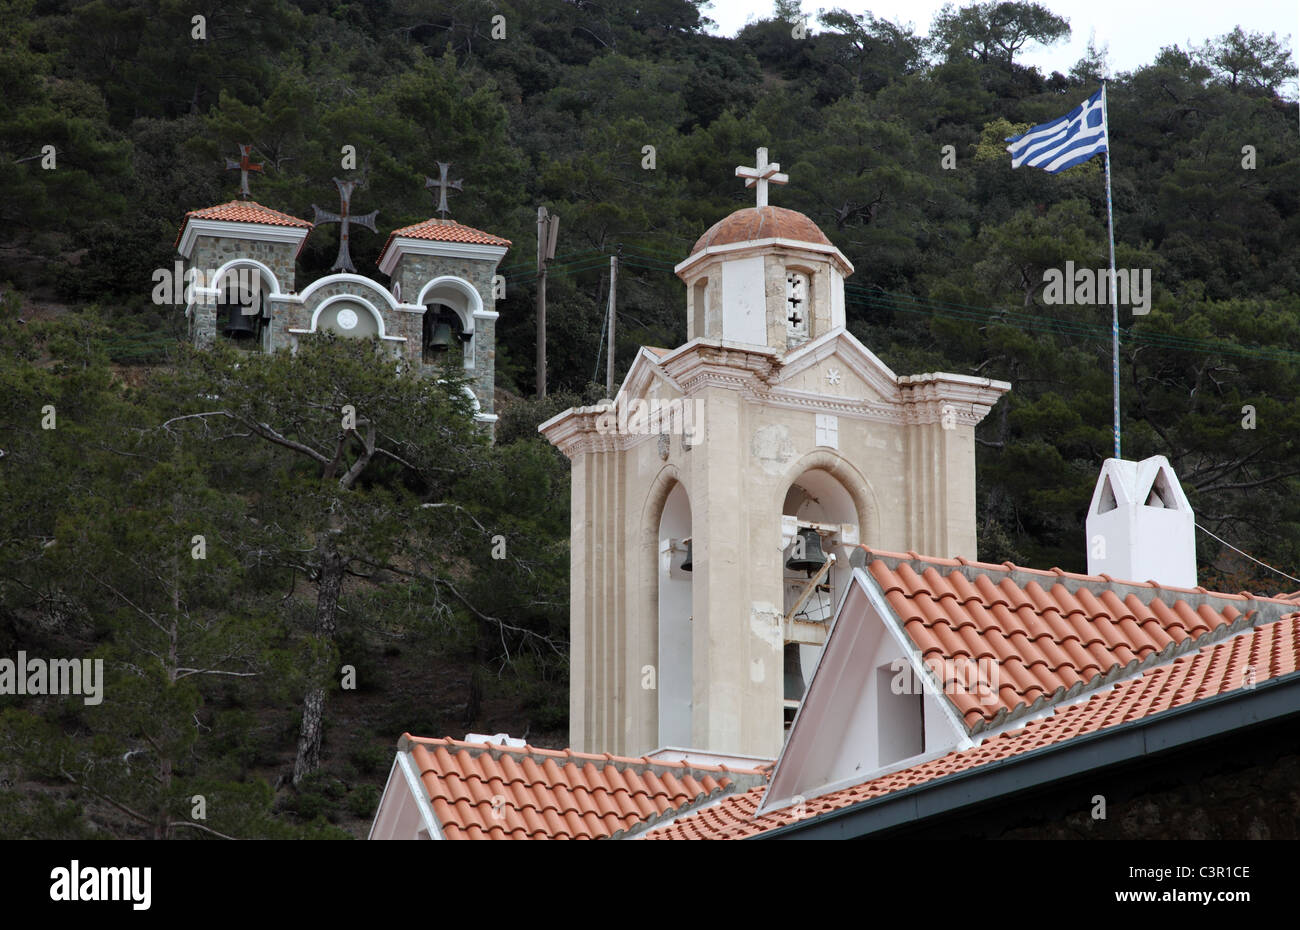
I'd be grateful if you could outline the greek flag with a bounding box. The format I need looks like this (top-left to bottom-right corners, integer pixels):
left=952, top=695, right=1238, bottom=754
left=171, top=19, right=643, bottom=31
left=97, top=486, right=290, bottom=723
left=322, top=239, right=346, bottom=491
left=1006, top=87, right=1108, bottom=173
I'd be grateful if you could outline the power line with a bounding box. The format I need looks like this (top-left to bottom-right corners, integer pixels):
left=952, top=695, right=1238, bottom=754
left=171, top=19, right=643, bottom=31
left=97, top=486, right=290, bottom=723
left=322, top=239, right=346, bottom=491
left=1196, top=523, right=1300, bottom=587
left=498, top=247, right=1300, bottom=367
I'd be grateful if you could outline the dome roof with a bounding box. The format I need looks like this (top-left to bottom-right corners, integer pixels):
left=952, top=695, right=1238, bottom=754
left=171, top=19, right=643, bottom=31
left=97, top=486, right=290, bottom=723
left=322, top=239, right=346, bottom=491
left=689, top=206, right=831, bottom=255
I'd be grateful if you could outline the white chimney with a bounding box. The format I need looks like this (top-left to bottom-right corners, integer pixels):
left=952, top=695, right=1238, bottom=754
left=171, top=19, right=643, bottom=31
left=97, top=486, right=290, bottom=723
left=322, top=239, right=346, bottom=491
left=1085, top=455, right=1196, bottom=587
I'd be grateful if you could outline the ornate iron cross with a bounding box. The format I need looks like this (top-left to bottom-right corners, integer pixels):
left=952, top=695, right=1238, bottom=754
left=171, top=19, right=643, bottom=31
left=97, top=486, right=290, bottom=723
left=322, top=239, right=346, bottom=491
left=312, top=178, right=379, bottom=273
left=735, top=147, right=788, bottom=208
left=425, top=162, right=463, bottom=218
left=225, top=144, right=263, bottom=200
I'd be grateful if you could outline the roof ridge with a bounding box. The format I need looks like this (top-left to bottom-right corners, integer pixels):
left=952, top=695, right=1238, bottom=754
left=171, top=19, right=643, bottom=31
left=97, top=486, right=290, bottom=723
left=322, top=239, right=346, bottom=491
left=856, top=545, right=1299, bottom=613
left=397, top=735, right=767, bottom=778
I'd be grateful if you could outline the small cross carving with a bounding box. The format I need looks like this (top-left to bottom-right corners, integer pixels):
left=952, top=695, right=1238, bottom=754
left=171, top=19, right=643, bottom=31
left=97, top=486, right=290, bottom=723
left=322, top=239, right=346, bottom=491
left=425, top=162, right=463, bottom=218
left=225, top=144, right=263, bottom=200
left=312, top=178, right=379, bottom=273
left=735, top=146, right=789, bottom=208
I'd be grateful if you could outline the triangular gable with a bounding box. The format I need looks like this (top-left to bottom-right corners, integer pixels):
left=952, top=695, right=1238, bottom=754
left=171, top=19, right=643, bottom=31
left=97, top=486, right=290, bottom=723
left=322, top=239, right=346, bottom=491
left=614, top=346, right=685, bottom=407
left=772, top=327, right=900, bottom=402
left=760, top=567, right=972, bottom=814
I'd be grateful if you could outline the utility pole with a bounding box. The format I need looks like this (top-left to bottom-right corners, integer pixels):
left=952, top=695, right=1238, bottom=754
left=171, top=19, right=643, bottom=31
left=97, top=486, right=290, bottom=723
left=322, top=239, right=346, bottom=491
left=536, top=206, right=558, bottom=398
left=606, top=247, right=619, bottom=398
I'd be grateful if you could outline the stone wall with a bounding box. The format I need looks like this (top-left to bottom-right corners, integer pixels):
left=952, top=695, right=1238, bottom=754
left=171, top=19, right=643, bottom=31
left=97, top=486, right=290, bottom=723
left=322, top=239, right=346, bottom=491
left=185, top=234, right=298, bottom=349
left=391, top=252, right=500, bottom=417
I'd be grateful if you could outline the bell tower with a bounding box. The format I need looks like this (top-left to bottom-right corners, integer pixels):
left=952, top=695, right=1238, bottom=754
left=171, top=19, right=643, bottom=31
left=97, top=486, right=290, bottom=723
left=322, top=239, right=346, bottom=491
left=376, top=165, right=510, bottom=423
left=545, top=149, right=1012, bottom=761
left=178, top=151, right=510, bottom=430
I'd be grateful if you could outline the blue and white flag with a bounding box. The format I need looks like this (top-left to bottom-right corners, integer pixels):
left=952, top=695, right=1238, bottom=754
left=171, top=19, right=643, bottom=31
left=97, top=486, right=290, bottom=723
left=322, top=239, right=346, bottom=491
left=1006, top=87, right=1108, bottom=173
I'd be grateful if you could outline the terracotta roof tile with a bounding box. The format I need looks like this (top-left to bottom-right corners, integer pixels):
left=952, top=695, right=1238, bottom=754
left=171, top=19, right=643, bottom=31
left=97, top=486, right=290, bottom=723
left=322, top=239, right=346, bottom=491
left=689, top=206, right=832, bottom=255
left=401, top=736, right=764, bottom=839
left=647, top=613, right=1300, bottom=839
left=850, top=547, right=1292, bottom=731
left=174, top=200, right=312, bottom=248
left=376, top=218, right=511, bottom=267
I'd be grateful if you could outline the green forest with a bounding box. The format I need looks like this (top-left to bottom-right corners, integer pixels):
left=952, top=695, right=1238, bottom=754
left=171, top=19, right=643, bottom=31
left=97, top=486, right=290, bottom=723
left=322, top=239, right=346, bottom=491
left=0, top=0, right=1296, bottom=837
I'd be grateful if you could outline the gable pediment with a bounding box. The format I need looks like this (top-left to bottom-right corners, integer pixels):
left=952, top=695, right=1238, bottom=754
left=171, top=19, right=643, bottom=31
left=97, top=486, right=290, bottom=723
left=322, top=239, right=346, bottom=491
left=772, top=329, right=900, bottom=405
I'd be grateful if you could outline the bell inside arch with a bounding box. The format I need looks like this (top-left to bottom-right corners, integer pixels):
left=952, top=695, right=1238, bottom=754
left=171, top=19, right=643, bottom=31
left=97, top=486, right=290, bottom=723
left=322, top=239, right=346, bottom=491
left=680, top=538, right=693, bottom=573
left=786, top=527, right=828, bottom=575
left=220, top=299, right=260, bottom=338
left=428, top=322, right=455, bottom=349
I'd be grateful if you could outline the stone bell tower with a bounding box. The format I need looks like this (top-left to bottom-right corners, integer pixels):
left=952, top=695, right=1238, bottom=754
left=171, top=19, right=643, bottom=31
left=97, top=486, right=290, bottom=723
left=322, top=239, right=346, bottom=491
left=177, top=150, right=509, bottom=428
left=541, top=149, right=1011, bottom=760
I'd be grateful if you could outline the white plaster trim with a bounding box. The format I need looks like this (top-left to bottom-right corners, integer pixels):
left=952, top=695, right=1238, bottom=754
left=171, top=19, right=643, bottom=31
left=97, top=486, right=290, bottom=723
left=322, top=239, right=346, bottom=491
left=472, top=309, right=500, bottom=321
left=292, top=272, right=401, bottom=310
left=288, top=293, right=405, bottom=343
left=378, top=237, right=508, bottom=276
left=397, top=750, right=443, bottom=839
left=196, top=257, right=284, bottom=296
left=177, top=217, right=309, bottom=260
left=308, top=293, right=387, bottom=337
left=416, top=275, right=483, bottom=331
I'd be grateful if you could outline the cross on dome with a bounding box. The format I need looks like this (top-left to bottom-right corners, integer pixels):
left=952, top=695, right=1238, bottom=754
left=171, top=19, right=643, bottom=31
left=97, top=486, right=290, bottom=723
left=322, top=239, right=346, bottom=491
left=735, top=147, right=789, bottom=208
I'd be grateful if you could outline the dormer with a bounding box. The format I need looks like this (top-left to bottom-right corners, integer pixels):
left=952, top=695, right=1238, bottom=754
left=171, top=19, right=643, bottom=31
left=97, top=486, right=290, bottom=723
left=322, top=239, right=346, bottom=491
left=674, top=206, right=852, bottom=352
left=1086, top=455, right=1196, bottom=587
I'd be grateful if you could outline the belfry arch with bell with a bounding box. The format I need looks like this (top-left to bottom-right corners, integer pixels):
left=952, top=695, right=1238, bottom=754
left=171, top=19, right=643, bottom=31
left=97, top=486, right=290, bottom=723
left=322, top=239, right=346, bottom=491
left=542, top=148, right=1010, bottom=760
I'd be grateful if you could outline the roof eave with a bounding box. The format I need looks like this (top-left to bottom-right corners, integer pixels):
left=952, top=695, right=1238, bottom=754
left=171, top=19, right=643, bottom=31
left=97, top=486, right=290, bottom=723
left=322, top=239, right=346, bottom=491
left=749, top=668, right=1300, bottom=839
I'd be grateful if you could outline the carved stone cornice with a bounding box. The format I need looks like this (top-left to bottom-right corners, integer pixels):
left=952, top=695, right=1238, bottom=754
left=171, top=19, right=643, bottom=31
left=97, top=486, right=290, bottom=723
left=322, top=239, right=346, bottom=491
left=897, top=373, right=1011, bottom=427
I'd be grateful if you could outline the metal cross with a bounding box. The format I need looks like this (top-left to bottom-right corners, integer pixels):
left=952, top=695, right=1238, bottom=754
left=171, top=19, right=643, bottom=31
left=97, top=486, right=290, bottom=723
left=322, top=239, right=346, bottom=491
left=225, top=144, right=263, bottom=200
left=425, top=162, right=463, bottom=218
left=311, top=178, right=379, bottom=273
left=736, top=146, right=789, bottom=208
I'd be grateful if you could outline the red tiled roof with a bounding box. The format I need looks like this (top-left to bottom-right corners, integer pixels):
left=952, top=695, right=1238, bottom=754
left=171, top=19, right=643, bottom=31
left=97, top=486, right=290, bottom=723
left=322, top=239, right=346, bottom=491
left=401, top=736, right=764, bottom=839
left=646, top=612, right=1300, bottom=839
left=376, top=219, right=511, bottom=266
left=690, top=206, right=831, bottom=255
left=174, top=200, right=312, bottom=247
left=859, top=547, right=1294, bottom=732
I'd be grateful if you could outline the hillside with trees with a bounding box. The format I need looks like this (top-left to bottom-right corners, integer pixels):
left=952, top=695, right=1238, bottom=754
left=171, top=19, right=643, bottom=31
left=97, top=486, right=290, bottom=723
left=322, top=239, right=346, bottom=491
left=0, top=0, right=1296, bottom=837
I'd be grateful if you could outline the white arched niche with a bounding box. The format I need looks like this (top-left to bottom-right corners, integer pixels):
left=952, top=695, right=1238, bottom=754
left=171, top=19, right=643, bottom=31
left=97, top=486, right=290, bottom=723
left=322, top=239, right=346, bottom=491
left=781, top=468, right=859, bottom=699
left=657, top=482, right=693, bottom=748
left=418, top=276, right=479, bottom=369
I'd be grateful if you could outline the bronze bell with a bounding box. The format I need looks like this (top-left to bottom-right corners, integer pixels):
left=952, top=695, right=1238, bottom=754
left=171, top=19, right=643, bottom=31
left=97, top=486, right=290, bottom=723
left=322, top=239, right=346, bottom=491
left=680, top=539, right=692, bottom=573
left=428, top=323, right=455, bottom=349
left=786, top=527, right=828, bottom=575
left=220, top=299, right=259, bottom=338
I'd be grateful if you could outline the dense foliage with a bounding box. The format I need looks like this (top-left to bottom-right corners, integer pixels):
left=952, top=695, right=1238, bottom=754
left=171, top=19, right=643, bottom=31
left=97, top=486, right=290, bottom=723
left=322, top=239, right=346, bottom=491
left=0, top=0, right=1296, bottom=835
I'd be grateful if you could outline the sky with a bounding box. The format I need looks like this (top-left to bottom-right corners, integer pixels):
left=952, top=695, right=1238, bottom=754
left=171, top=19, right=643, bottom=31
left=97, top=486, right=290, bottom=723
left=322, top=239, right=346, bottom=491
left=699, top=0, right=1298, bottom=95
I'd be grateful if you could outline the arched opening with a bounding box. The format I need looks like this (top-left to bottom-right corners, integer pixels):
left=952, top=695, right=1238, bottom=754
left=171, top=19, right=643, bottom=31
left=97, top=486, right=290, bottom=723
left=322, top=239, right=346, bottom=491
left=419, top=278, right=477, bottom=369
left=691, top=277, right=708, bottom=340
left=216, top=267, right=268, bottom=351
left=657, top=482, right=693, bottom=747
left=781, top=468, right=859, bottom=730
left=422, top=303, right=468, bottom=365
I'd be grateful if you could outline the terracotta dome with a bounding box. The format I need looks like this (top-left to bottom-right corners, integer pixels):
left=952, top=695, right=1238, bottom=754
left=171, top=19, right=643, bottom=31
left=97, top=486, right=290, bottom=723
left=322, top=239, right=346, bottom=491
left=689, top=206, right=831, bottom=255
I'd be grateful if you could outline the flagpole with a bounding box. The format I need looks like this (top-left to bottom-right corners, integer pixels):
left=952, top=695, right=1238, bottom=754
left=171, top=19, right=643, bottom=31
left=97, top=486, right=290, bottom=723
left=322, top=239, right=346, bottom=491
left=1102, top=79, right=1121, bottom=460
